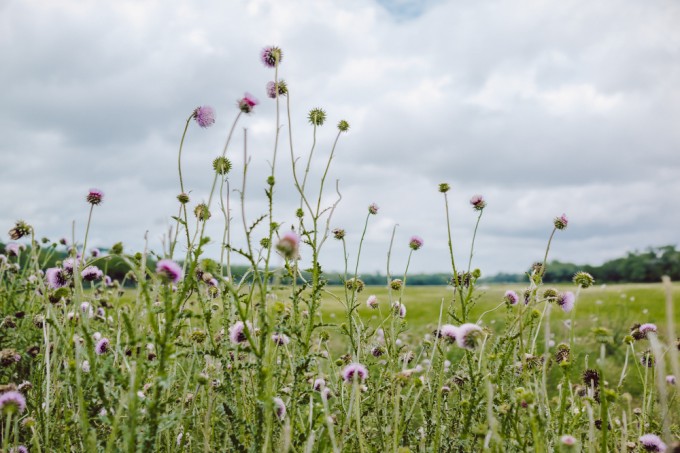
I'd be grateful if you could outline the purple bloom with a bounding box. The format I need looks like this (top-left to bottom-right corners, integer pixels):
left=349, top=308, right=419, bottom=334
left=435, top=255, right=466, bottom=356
left=46, top=267, right=69, bottom=289
left=0, top=390, right=27, bottom=414
left=438, top=324, right=458, bottom=343
left=666, top=375, right=676, bottom=385
left=229, top=321, right=252, bottom=344
left=62, top=257, right=80, bottom=274
left=276, top=231, right=300, bottom=260
left=80, top=302, right=94, bottom=318
left=5, top=243, right=20, bottom=256
left=392, top=301, right=406, bottom=318
left=238, top=93, right=259, bottom=114
left=639, top=434, right=667, bottom=452
left=95, top=338, right=110, bottom=355
left=470, top=194, right=486, bottom=210
left=273, top=397, right=286, bottom=420
left=456, top=323, right=484, bottom=350
left=86, top=188, right=104, bottom=206
left=193, top=105, right=215, bottom=128
left=90, top=248, right=101, bottom=257
left=266, top=80, right=287, bottom=98
left=560, top=435, right=576, bottom=446
left=261, top=46, right=283, bottom=68
left=554, top=213, right=568, bottom=230
left=81, top=265, right=103, bottom=281
left=156, top=259, right=183, bottom=283
left=504, top=290, right=519, bottom=305
left=368, top=203, right=379, bottom=215
left=639, top=323, right=658, bottom=338
left=341, top=363, right=369, bottom=383
left=366, top=295, right=378, bottom=309
left=313, top=378, right=326, bottom=391
left=9, top=446, right=28, bottom=453
left=104, top=275, right=113, bottom=286
left=271, top=332, right=290, bottom=346
left=557, top=291, right=575, bottom=313
left=409, top=236, right=424, bottom=251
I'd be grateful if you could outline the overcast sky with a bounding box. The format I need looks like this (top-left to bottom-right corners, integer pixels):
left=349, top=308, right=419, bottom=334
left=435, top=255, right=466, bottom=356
left=1, top=0, right=679, bottom=277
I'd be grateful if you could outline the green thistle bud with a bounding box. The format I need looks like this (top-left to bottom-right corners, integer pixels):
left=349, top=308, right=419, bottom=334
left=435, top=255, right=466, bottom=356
left=308, top=108, right=326, bottom=126
left=212, top=157, right=232, bottom=175
left=319, top=330, right=330, bottom=341
left=194, top=203, right=211, bottom=221
left=267, top=176, right=275, bottom=186
left=196, top=373, right=209, bottom=385
left=390, top=279, right=403, bottom=291
left=592, top=327, right=613, bottom=344
left=438, top=183, right=450, bottom=193
left=260, top=238, right=270, bottom=248
left=190, top=330, right=207, bottom=344
left=543, top=288, right=558, bottom=302
left=337, top=120, right=349, bottom=132
left=345, top=278, right=365, bottom=293
left=177, top=193, right=190, bottom=204
left=295, top=208, right=304, bottom=218
left=332, top=228, right=345, bottom=240
left=471, top=268, right=481, bottom=279
left=573, top=271, right=595, bottom=288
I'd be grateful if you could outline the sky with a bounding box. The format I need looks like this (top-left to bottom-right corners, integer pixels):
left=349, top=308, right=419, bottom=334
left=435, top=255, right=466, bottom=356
left=1, top=0, right=679, bottom=277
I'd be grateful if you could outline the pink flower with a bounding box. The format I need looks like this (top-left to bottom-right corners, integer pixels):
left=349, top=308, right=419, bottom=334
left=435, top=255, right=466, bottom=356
left=193, top=106, right=215, bottom=128
left=46, top=267, right=69, bottom=289
left=95, top=338, right=110, bottom=355
left=229, top=321, right=252, bottom=344
left=557, top=291, right=575, bottom=313
left=5, top=243, right=20, bottom=256
left=81, top=265, right=103, bottom=281
left=666, top=375, right=676, bottom=385
left=504, top=290, right=519, bottom=305
left=560, top=435, right=576, bottom=446
left=0, top=390, right=26, bottom=414
left=341, top=363, right=368, bottom=383
left=409, top=236, right=424, bottom=251
left=639, top=434, right=667, bottom=452
left=455, top=323, right=484, bottom=350
left=261, top=46, right=283, bottom=68
left=554, top=213, right=568, bottom=230
left=438, top=324, right=458, bottom=343
left=368, top=203, right=379, bottom=215
left=273, top=397, right=286, bottom=420
left=276, top=231, right=300, bottom=260
left=271, top=332, right=290, bottom=346
left=470, top=194, right=486, bottom=211
left=238, top=93, right=259, bottom=114
left=392, top=301, right=406, bottom=318
left=87, top=188, right=104, bottom=205
left=313, top=378, right=326, bottom=391
left=156, top=259, right=183, bottom=283
left=366, top=295, right=378, bottom=309
left=639, top=323, right=658, bottom=338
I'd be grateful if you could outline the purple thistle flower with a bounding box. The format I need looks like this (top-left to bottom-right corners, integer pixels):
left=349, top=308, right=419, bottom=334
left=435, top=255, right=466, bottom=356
left=238, top=93, right=259, bottom=114
left=341, top=363, right=368, bottom=383
left=81, top=265, right=103, bottom=281
left=46, top=267, right=69, bottom=289
left=666, top=375, right=676, bottom=385
left=366, top=295, right=378, bottom=309
left=438, top=324, right=458, bottom=343
left=456, top=323, right=484, bottom=350
left=273, top=396, right=286, bottom=420
left=156, top=259, right=183, bottom=283
left=392, top=301, right=406, bottom=318
left=554, top=213, right=569, bottom=230
left=9, top=446, right=28, bottom=453
left=557, top=291, right=575, bottom=313
left=313, top=378, right=326, bottom=391
left=104, top=275, right=113, bottom=286
left=5, top=243, right=20, bottom=257
left=470, top=194, right=486, bottom=211
left=266, top=80, right=287, bottom=98
left=0, top=390, right=27, bottom=414
left=409, top=236, right=424, bottom=251
left=504, top=290, right=519, bottom=305
left=229, top=321, right=252, bottom=344
left=639, top=434, right=667, bottom=452
left=276, top=231, right=300, bottom=260
left=193, top=106, right=215, bottom=128
left=63, top=257, right=79, bottom=275
left=368, top=203, right=379, bottom=215
left=95, top=338, right=110, bottom=355
left=261, top=46, right=283, bottom=68
left=80, top=302, right=94, bottom=318
left=639, top=323, right=658, bottom=339
left=90, top=248, right=100, bottom=257
left=560, top=435, right=577, bottom=446
left=86, top=188, right=104, bottom=206
left=271, top=332, right=290, bottom=346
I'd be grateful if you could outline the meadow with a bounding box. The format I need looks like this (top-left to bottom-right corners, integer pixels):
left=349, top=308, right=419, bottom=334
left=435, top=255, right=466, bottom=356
left=1, top=46, right=679, bottom=452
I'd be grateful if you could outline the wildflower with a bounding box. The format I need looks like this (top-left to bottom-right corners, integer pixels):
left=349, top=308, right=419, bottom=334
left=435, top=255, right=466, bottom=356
left=561, top=435, right=577, bottom=446
left=390, top=279, right=403, bottom=291
left=46, top=267, right=69, bottom=289
left=104, top=275, right=113, bottom=287
left=392, top=301, right=406, bottom=318
left=638, top=323, right=658, bottom=339
left=409, top=236, right=424, bottom=251
left=641, top=350, right=655, bottom=368
left=0, top=390, right=27, bottom=414
left=177, top=193, right=190, bottom=204
left=190, top=330, right=207, bottom=344
left=337, top=120, right=350, bottom=132
left=238, top=93, right=258, bottom=114
left=80, top=302, right=94, bottom=318
left=583, top=369, right=600, bottom=388
left=554, top=213, right=568, bottom=230
left=555, top=344, right=571, bottom=364
left=194, top=203, right=211, bottom=221
left=0, top=349, right=21, bottom=366
left=666, top=375, right=676, bottom=385
left=8, top=220, right=31, bottom=240
left=193, top=106, right=215, bottom=128
left=368, top=203, right=379, bottom=215
left=321, top=387, right=333, bottom=400
left=59, top=237, right=68, bottom=245
left=341, top=363, right=368, bottom=383
left=9, top=446, right=28, bottom=453
left=5, top=243, right=20, bottom=256
left=266, top=80, right=288, bottom=98
left=437, top=324, right=458, bottom=343
left=156, top=259, right=183, bottom=283
left=261, top=46, right=283, bottom=67
left=313, top=378, right=326, bottom=391
left=82, top=360, right=90, bottom=373
left=228, top=321, right=252, bottom=344
left=470, top=194, right=486, bottom=211
left=95, top=338, right=110, bottom=355
left=573, top=271, right=595, bottom=288
left=273, top=397, right=286, bottom=420
left=504, top=290, right=519, bottom=305
left=276, top=231, right=300, bottom=260
left=556, top=291, right=575, bottom=313
left=371, top=346, right=386, bottom=357
left=438, top=183, right=450, bottom=193
left=308, top=108, right=326, bottom=126
left=86, top=188, right=104, bottom=205
left=81, top=266, right=103, bottom=281
left=366, top=295, right=378, bottom=309
left=542, top=288, right=558, bottom=302
left=271, top=333, right=290, bottom=346
left=212, top=157, right=232, bottom=175
left=455, top=323, right=484, bottom=350
left=639, top=434, right=667, bottom=452
left=90, top=248, right=100, bottom=257
left=452, top=272, right=472, bottom=288
left=345, top=278, right=365, bottom=293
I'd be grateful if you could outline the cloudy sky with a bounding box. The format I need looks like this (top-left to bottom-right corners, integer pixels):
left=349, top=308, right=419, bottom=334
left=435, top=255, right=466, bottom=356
left=1, top=0, right=679, bottom=277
